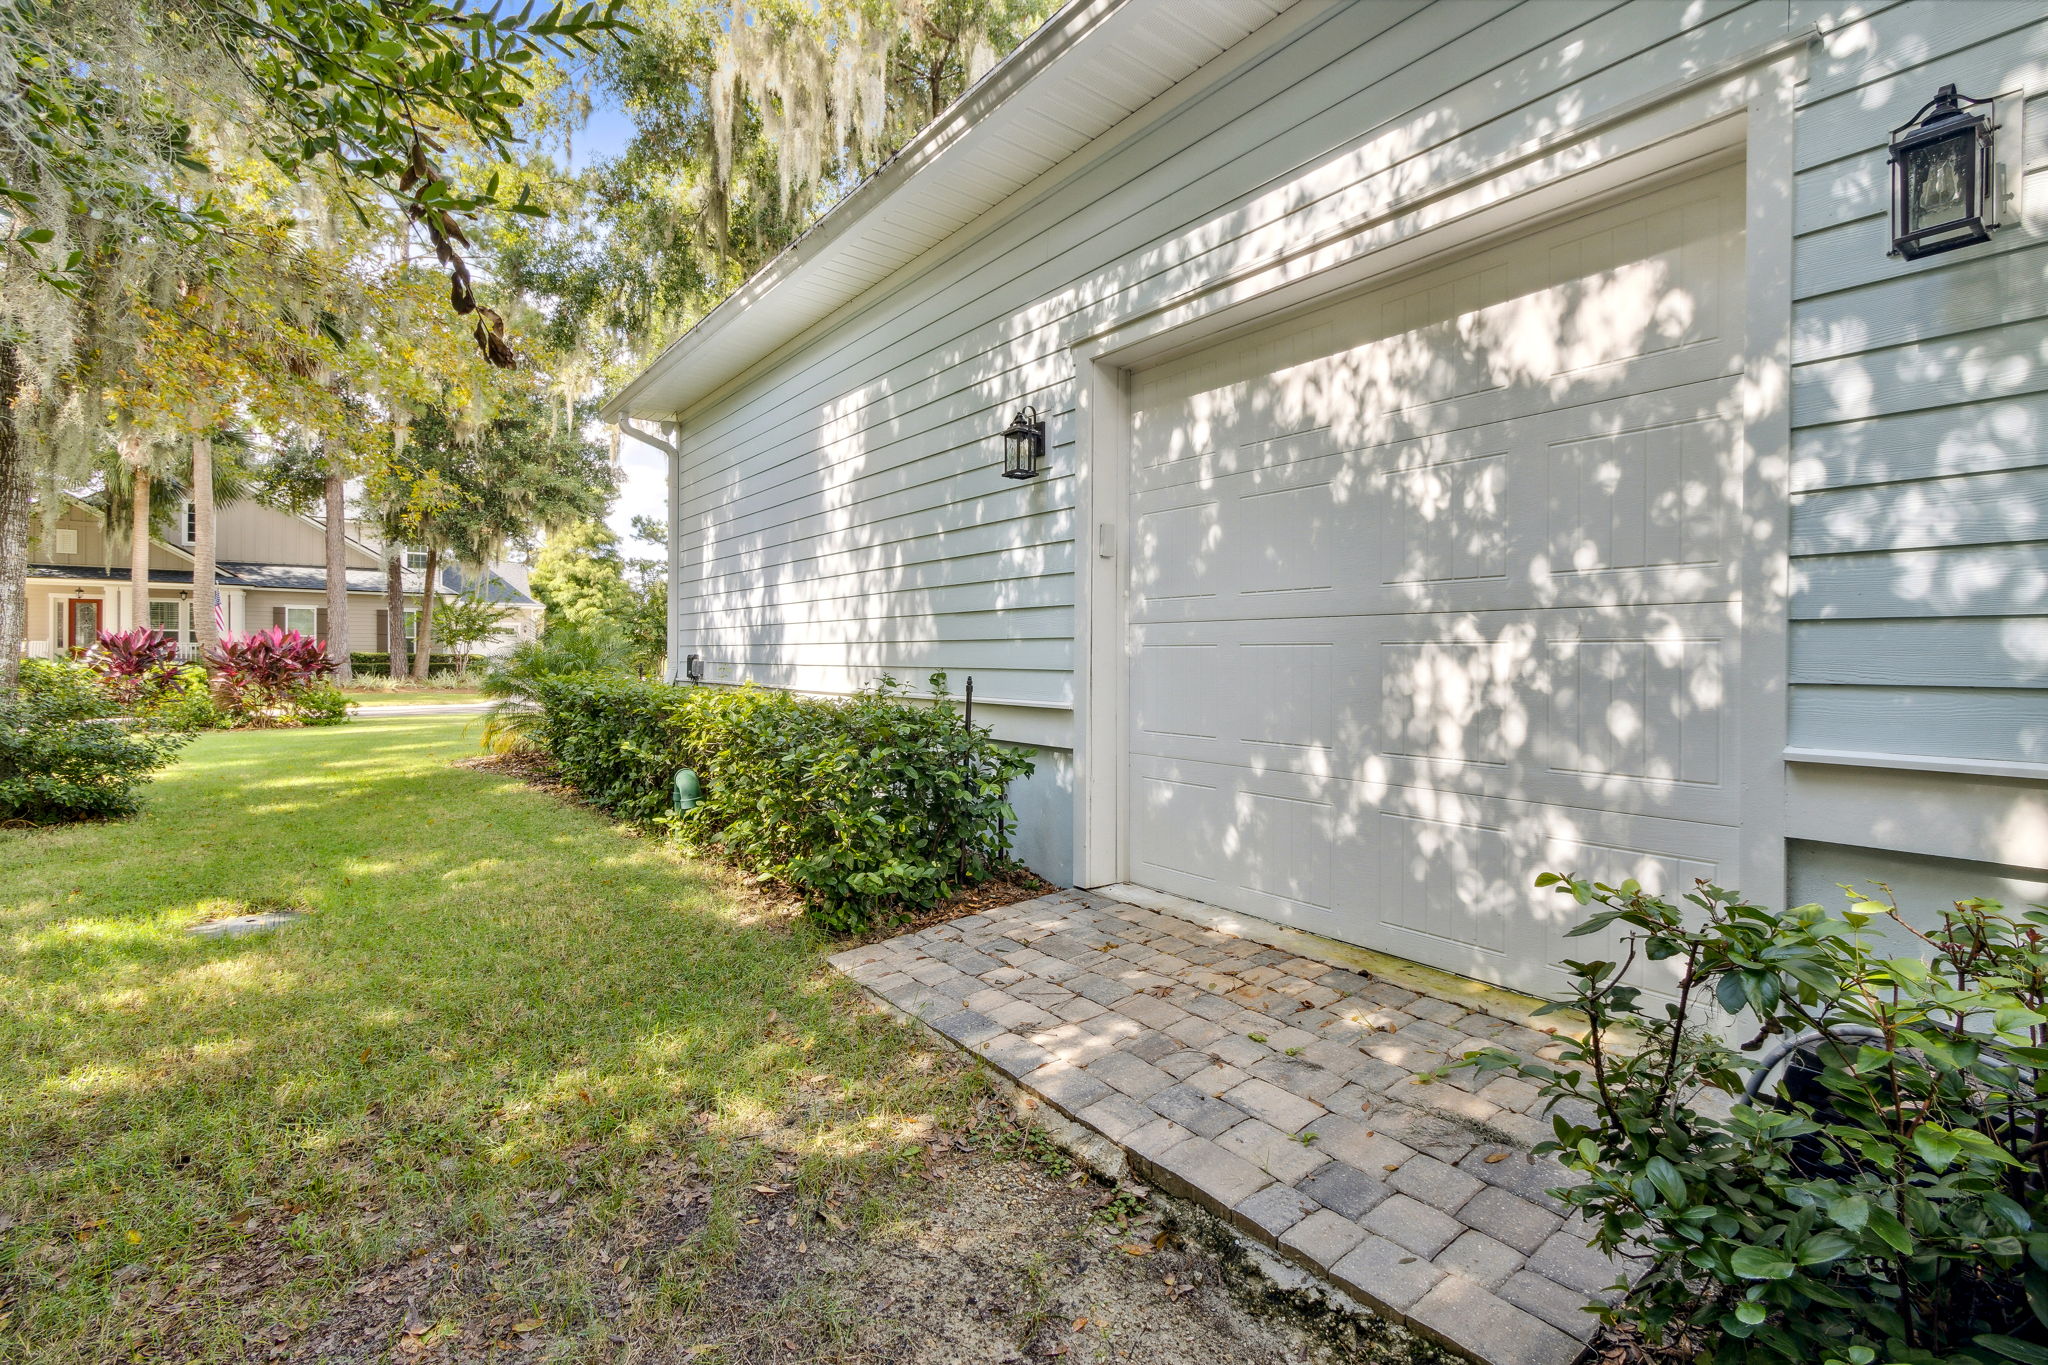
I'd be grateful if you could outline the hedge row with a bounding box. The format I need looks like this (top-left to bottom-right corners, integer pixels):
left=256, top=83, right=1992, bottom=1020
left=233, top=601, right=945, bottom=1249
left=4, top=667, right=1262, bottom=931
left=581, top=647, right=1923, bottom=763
left=347, top=652, right=464, bottom=676
left=529, top=674, right=1034, bottom=930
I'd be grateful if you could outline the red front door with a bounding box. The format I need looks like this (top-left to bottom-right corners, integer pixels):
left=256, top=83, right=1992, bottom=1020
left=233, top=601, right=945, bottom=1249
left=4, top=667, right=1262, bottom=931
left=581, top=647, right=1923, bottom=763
left=66, top=598, right=103, bottom=651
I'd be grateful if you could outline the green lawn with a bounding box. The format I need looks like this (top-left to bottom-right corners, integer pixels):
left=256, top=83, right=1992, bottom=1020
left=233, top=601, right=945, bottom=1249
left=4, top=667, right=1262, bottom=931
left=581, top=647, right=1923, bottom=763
left=0, top=716, right=983, bottom=1363
left=340, top=688, right=489, bottom=707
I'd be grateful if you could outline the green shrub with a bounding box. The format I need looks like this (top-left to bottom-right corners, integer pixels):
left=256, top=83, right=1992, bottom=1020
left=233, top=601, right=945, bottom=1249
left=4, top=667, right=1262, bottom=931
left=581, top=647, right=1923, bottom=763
left=133, top=665, right=222, bottom=732
left=529, top=673, right=1035, bottom=930
left=348, top=651, right=462, bottom=677
left=294, top=683, right=353, bottom=726
left=477, top=621, right=635, bottom=755
left=2, top=660, right=191, bottom=824
left=1449, top=876, right=2048, bottom=1365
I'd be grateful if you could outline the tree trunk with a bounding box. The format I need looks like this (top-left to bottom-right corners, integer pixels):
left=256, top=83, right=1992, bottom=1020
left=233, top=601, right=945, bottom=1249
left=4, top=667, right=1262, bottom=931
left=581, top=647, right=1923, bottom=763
left=324, top=453, right=351, bottom=682
left=0, top=343, right=28, bottom=690
left=190, top=433, right=217, bottom=660
left=411, top=546, right=439, bottom=680
left=385, top=552, right=409, bottom=680
left=123, top=432, right=151, bottom=632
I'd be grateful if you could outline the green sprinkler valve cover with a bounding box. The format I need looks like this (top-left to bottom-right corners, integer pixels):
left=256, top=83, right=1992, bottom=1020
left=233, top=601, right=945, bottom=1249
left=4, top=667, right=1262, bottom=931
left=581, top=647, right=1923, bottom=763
left=672, top=768, right=701, bottom=814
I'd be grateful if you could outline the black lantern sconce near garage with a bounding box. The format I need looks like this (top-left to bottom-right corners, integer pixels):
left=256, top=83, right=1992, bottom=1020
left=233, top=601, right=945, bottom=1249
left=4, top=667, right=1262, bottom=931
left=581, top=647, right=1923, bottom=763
left=999, top=405, right=1046, bottom=480
left=1889, top=84, right=2002, bottom=261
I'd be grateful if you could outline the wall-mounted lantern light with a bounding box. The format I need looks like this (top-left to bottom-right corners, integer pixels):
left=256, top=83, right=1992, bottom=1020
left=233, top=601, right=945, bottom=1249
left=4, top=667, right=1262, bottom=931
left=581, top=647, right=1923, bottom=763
left=1000, top=405, right=1046, bottom=481
left=1889, top=84, right=2001, bottom=261
left=684, top=652, right=704, bottom=682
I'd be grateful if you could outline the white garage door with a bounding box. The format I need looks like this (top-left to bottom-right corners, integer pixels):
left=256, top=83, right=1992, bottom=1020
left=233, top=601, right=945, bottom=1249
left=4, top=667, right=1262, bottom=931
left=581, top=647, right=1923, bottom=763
left=1125, top=166, right=1748, bottom=996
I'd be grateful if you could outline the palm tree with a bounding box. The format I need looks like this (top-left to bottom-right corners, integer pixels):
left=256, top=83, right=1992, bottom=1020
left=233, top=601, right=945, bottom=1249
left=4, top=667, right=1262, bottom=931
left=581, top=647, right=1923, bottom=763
left=477, top=620, right=631, bottom=753
left=117, top=428, right=154, bottom=631
left=99, top=434, right=251, bottom=653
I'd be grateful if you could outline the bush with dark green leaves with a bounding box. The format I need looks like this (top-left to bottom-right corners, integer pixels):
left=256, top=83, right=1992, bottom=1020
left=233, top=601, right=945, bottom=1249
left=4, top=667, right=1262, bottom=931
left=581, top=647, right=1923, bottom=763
left=2, top=660, right=192, bottom=824
left=1449, top=876, right=2048, bottom=1365
left=529, top=673, right=1035, bottom=931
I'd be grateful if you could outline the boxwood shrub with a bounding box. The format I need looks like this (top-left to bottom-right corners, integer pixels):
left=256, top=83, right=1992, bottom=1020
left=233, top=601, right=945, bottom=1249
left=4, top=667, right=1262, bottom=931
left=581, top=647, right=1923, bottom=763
left=529, top=673, right=1034, bottom=930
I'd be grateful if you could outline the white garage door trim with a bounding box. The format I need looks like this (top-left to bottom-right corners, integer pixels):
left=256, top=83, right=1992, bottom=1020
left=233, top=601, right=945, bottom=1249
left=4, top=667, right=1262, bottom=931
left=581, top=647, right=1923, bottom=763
left=1068, top=52, right=1798, bottom=965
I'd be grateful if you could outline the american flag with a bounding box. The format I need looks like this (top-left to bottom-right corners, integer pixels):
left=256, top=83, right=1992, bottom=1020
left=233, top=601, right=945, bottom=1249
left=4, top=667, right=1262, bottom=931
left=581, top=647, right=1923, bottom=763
left=213, top=591, right=226, bottom=636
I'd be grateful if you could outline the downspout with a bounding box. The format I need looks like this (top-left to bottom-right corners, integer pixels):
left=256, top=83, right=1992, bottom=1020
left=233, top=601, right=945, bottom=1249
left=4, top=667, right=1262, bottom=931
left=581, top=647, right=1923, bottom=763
left=614, top=418, right=682, bottom=683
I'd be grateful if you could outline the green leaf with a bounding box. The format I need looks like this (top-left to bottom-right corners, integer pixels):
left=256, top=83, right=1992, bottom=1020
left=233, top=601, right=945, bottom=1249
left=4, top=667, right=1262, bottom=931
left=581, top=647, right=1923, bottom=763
left=1865, top=1206, right=1913, bottom=1255
left=1795, top=1233, right=1853, bottom=1266
left=1643, top=1156, right=1687, bottom=1208
left=1910, top=1124, right=1961, bottom=1171
left=1729, top=1247, right=1796, bottom=1280
left=1734, top=1300, right=1767, bottom=1325
left=1825, top=1194, right=1869, bottom=1231
left=1975, top=1335, right=2048, bottom=1365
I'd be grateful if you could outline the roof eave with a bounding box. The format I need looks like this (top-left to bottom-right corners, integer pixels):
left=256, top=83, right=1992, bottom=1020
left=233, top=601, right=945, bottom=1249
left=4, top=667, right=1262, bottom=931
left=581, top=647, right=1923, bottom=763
left=597, top=0, right=1131, bottom=425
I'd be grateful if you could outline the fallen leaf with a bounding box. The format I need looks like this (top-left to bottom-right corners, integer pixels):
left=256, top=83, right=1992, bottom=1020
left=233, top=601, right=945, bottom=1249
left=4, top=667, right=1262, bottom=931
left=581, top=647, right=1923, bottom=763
left=1071, top=1317, right=1090, bottom=1332
left=511, top=1319, right=542, bottom=1334
left=1484, top=1152, right=1509, bottom=1164
left=1383, top=1164, right=1401, bottom=1172
left=1119, top=1243, right=1153, bottom=1257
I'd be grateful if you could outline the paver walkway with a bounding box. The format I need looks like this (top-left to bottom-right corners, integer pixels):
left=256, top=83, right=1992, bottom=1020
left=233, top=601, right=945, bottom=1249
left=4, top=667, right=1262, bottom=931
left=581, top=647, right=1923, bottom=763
left=831, top=888, right=1637, bottom=1365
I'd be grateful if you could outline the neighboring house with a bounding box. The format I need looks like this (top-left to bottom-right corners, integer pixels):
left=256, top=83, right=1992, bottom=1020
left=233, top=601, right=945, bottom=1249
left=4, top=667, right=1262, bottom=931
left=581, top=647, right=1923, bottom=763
left=605, top=1, right=2048, bottom=996
left=24, top=496, right=541, bottom=662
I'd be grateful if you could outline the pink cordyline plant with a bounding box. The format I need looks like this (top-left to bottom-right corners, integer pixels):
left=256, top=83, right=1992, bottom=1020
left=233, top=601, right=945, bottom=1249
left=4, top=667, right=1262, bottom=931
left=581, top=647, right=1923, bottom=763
left=206, top=628, right=336, bottom=718
left=93, top=627, right=179, bottom=677
left=90, top=627, right=182, bottom=704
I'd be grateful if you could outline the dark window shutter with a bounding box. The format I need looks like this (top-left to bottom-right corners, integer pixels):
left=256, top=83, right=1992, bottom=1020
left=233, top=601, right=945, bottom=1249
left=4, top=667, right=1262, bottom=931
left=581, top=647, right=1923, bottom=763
left=376, top=609, right=388, bottom=653
left=272, top=606, right=286, bottom=629
left=316, top=608, right=329, bottom=642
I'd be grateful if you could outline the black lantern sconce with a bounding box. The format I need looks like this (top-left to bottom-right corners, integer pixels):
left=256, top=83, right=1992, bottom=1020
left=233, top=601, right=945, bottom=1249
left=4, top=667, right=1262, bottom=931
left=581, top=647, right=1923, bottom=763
left=1000, top=405, right=1046, bottom=481
left=1889, top=84, right=2002, bottom=261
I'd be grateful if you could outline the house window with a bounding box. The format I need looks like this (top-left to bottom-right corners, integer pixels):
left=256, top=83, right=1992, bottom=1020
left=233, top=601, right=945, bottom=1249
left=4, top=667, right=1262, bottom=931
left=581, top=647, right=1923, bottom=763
left=404, top=550, right=429, bottom=571
left=403, top=609, right=419, bottom=653
left=53, top=528, right=78, bottom=556
left=148, top=600, right=182, bottom=641
left=183, top=500, right=196, bottom=544
left=284, top=606, right=318, bottom=637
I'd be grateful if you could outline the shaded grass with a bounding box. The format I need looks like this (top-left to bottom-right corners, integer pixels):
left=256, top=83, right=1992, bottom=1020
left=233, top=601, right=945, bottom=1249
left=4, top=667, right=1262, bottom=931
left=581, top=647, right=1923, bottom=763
left=0, top=716, right=983, bottom=1362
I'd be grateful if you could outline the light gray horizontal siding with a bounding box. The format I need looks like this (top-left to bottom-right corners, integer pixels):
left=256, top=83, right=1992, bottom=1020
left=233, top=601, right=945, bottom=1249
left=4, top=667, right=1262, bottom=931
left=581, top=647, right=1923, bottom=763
left=1788, top=1, right=2048, bottom=774
left=671, top=0, right=1797, bottom=712
left=1790, top=617, right=2048, bottom=686
left=1789, top=686, right=2048, bottom=763
left=1792, top=544, right=2048, bottom=619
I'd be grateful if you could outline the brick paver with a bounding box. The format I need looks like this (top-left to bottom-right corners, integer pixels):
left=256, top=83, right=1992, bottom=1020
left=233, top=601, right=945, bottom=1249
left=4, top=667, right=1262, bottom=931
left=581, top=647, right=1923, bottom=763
left=829, top=889, right=1637, bottom=1365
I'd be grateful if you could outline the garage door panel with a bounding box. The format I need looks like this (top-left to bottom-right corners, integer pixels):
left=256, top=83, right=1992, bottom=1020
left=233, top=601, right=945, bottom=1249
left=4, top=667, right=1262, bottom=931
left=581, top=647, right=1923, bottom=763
left=1374, top=798, right=1729, bottom=994
left=1123, top=167, right=1748, bottom=994
left=1127, top=761, right=1232, bottom=894
left=1133, top=608, right=1741, bottom=823
left=1128, top=756, right=1371, bottom=938
left=1130, top=390, right=1746, bottom=627
left=1129, top=343, right=1738, bottom=510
